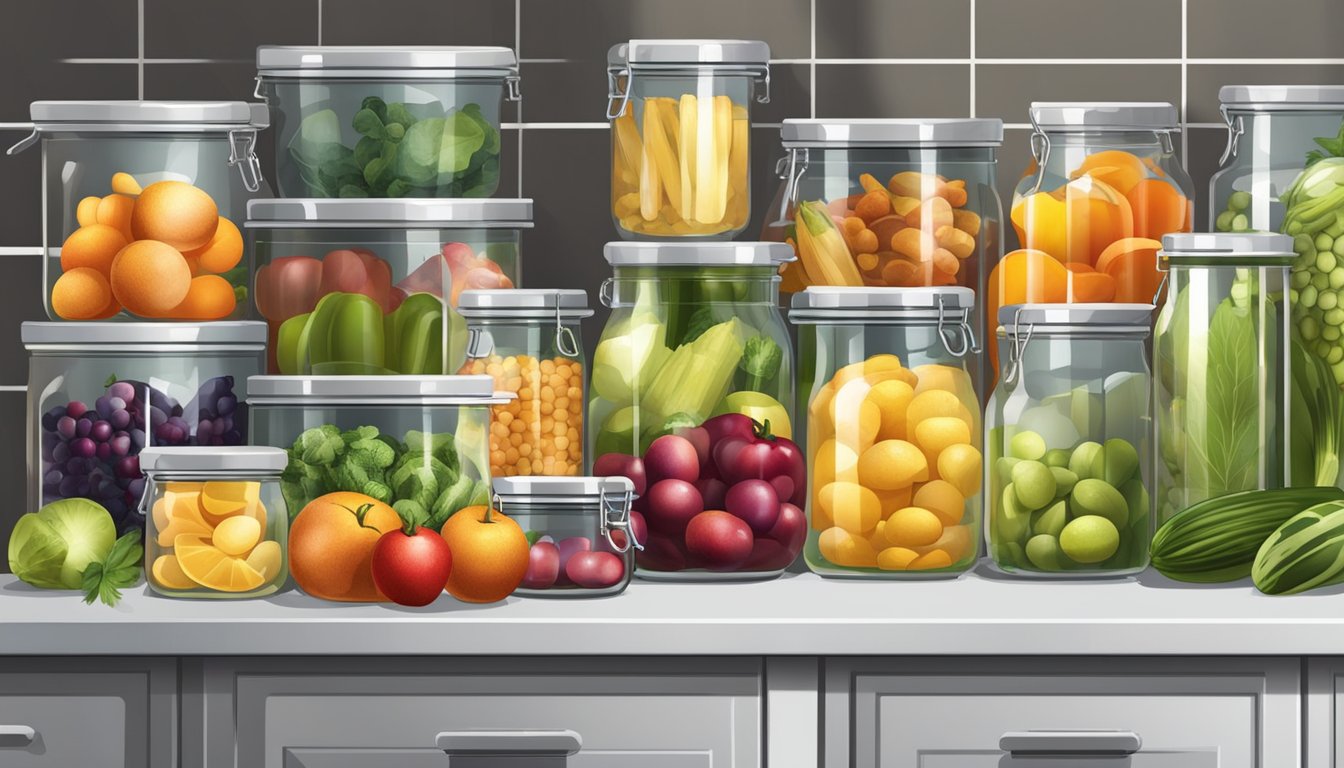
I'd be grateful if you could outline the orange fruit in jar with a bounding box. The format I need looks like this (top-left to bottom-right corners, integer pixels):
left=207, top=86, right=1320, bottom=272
left=75, top=196, right=101, bottom=227
left=440, top=505, right=530, bottom=603
left=1069, top=150, right=1147, bottom=195
left=1127, top=179, right=1192, bottom=242
left=131, top=181, right=219, bottom=251
left=167, top=275, right=237, bottom=320
left=185, top=216, right=243, bottom=274
left=174, top=535, right=266, bottom=593
left=50, top=267, right=119, bottom=320
left=110, top=240, right=192, bottom=317
left=59, top=224, right=127, bottom=275
left=1097, top=237, right=1164, bottom=304
left=1011, top=176, right=1134, bottom=267
left=288, top=492, right=402, bottom=602
left=95, top=194, right=136, bottom=242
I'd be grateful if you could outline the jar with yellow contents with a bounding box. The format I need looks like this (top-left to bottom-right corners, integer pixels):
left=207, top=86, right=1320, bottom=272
left=458, top=289, right=593, bottom=477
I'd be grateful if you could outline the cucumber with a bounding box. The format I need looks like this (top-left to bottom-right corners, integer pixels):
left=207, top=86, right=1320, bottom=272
left=1253, top=499, right=1344, bottom=595
left=1150, top=487, right=1344, bottom=583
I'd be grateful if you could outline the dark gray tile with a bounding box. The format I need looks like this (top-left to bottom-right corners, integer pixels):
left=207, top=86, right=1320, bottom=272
left=0, top=0, right=137, bottom=121
left=0, top=130, right=42, bottom=248
left=997, top=128, right=1033, bottom=252
left=1187, top=64, right=1344, bottom=124
left=815, top=64, right=971, bottom=119
left=1190, top=0, right=1344, bottom=58
left=818, top=0, right=969, bottom=58
left=977, top=0, right=1179, bottom=58
left=0, top=254, right=46, bottom=386
left=322, top=0, right=514, bottom=46
left=975, top=64, right=1181, bottom=124
left=145, top=0, right=318, bottom=58
left=143, top=61, right=260, bottom=102
left=1184, top=128, right=1227, bottom=232
left=0, top=391, right=28, bottom=562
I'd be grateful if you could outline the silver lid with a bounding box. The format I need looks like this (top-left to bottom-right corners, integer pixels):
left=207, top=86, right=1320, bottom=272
left=458, top=289, right=593, bottom=319
left=246, top=375, right=509, bottom=405
left=790, top=286, right=974, bottom=315
left=1029, top=102, right=1180, bottom=132
left=608, top=39, right=770, bottom=67
left=27, top=100, right=268, bottom=130
left=493, top=475, right=636, bottom=501
left=1161, top=232, right=1296, bottom=262
left=139, top=446, right=288, bottom=474
left=22, top=321, right=267, bottom=348
left=780, top=118, right=1003, bottom=148
left=604, top=241, right=794, bottom=267
left=245, top=198, right=533, bottom=229
left=1220, top=85, right=1344, bottom=111
left=257, top=45, right=518, bottom=76
left=998, top=303, right=1155, bottom=328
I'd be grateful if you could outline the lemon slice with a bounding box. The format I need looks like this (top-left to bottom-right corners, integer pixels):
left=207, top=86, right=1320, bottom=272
left=156, top=492, right=214, bottom=547
left=174, top=534, right=265, bottom=593
left=245, top=541, right=282, bottom=580
left=200, top=481, right=261, bottom=525
left=151, top=554, right=196, bottom=590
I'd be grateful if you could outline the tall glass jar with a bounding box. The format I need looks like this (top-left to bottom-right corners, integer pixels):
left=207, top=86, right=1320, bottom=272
left=588, top=242, right=803, bottom=581
left=458, top=289, right=593, bottom=478
left=1155, top=233, right=1295, bottom=520
left=986, top=303, right=1154, bottom=578
left=606, top=40, right=770, bottom=240
left=790, top=287, right=982, bottom=578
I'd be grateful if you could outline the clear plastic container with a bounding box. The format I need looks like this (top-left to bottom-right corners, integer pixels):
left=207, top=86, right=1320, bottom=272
left=607, top=40, right=770, bottom=240
left=1154, top=233, right=1296, bottom=521
left=140, top=446, right=288, bottom=599
left=7, top=101, right=269, bottom=322
left=246, top=198, right=530, bottom=375
left=588, top=241, right=803, bottom=581
left=790, top=287, right=982, bottom=578
left=494, top=476, right=638, bottom=597
left=986, top=303, right=1154, bottom=578
left=765, top=119, right=1004, bottom=317
left=246, top=375, right=505, bottom=526
left=24, top=321, right=266, bottom=536
left=458, top=289, right=593, bottom=478
left=255, top=46, right=520, bottom=199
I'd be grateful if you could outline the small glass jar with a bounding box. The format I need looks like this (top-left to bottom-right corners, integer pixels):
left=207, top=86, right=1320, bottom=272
left=986, top=303, right=1154, bottom=578
left=494, top=476, right=638, bottom=597
left=606, top=39, right=770, bottom=240
left=790, top=286, right=982, bottom=578
left=7, top=101, right=269, bottom=322
left=24, top=321, right=266, bottom=536
left=255, top=45, right=520, bottom=199
left=458, top=289, right=593, bottom=478
left=140, top=446, right=288, bottom=599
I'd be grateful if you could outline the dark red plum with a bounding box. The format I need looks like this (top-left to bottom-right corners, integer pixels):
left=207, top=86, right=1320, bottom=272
left=644, top=479, right=703, bottom=537
left=685, top=511, right=754, bottom=571
left=554, top=537, right=592, bottom=587
left=724, top=479, right=781, bottom=535
left=566, top=551, right=625, bottom=589
left=593, top=453, right=648, bottom=496
left=643, top=435, right=700, bottom=484
left=522, top=541, right=561, bottom=589
left=636, top=534, right=687, bottom=571
left=672, top=425, right=711, bottom=469
left=767, top=502, right=807, bottom=555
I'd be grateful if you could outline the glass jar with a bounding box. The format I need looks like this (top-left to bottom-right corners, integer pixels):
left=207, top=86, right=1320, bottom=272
left=255, top=46, right=520, bottom=199
left=493, top=476, right=638, bottom=597
left=140, top=446, right=288, bottom=599
left=1155, top=233, right=1295, bottom=521
left=766, top=119, right=1003, bottom=315
left=606, top=39, right=770, bottom=240
left=790, top=286, right=982, bottom=578
left=458, top=289, right=593, bottom=478
left=246, top=198, right=530, bottom=375
left=247, top=375, right=504, bottom=527
left=7, top=101, right=269, bottom=322
left=589, top=241, right=802, bottom=581
left=24, top=321, right=266, bottom=537
left=986, top=303, right=1154, bottom=578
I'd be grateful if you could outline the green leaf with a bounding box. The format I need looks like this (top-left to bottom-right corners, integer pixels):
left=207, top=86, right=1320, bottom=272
left=738, top=335, right=783, bottom=392
left=80, top=530, right=143, bottom=607
left=680, top=307, right=718, bottom=344
left=1183, top=297, right=1262, bottom=498
left=352, top=108, right=386, bottom=140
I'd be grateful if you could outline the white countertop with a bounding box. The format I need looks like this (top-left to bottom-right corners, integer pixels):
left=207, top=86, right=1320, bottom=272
left=0, top=568, right=1338, bottom=656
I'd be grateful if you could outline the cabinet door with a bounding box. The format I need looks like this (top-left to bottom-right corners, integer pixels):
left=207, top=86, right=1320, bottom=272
left=823, top=657, right=1300, bottom=768
left=281, top=747, right=709, bottom=768
left=1307, top=657, right=1344, bottom=768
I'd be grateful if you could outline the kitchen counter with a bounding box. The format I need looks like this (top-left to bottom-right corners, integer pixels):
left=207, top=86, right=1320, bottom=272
left=2, top=567, right=1341, bottom=656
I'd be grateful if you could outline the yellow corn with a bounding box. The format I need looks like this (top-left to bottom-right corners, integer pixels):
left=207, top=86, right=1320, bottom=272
left=678, top=95, right=699, bottom=221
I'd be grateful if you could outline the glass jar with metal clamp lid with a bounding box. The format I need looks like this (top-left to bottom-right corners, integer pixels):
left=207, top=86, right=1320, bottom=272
left=140, top=446, right=289, bottom=599
left=987, top=303, right=1155, bottom=578
left=790, top=286, right=983, bottom=577
left=458, top=289, right=594, bottom=478
left=493, top=475, right=638, bottom=597
left=607, top=39, right=771, bottom=240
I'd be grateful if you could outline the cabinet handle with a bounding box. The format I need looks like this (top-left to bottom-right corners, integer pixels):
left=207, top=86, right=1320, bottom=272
left=1000, top=730, right=1142, bottom=756
left=436, top=729, right=582, bottom=756
left=0, top=726, right=35, bottom=747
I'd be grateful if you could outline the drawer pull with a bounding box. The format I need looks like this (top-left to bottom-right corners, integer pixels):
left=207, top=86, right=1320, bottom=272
left=0, top=726, right=35, bottom=747
left=1000, top=730, right=1142, bottom=756
left=437, top=729, right=582, bottom=756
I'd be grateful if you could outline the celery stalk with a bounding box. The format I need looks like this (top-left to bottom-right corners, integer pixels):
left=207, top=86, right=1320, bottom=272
left=641, top=317, right=745, bottom=421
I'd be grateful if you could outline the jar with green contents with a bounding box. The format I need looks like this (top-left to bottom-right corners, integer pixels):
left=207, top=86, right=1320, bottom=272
left=986, top=303, right=1154, bottom=577
left=1154, top=233, right=1295, bottom=520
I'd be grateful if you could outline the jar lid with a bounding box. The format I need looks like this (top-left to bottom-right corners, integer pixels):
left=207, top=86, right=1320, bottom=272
left=493, top=476, right=636, bottom=502
left=25, top=100, right=268, bottom=131
left=1029, top=102, right=1180, bottom=132
left=1220, top=85, right=1344, bottom=111
left=458, top=289, right=593, bottom=319
left=246, top=375, right=510, bottom=405
left=245, top=198, right=533, bottom=229
left=608, top=39, right=770, bottom=68
left=1161, top=232, right=1296, bottom=264
left=139, top=446, right=288, bottom=474
left=998, top=303, right=1155, bottom=330
left=22, top=321, right=267, bottom=348
left=790, top=286, right=974, bottom=319
left=257, top=45, right=519, bottom=77
left=604, top=241, right=794, bottom=267
left=780, top=118, right=1004, bottom=148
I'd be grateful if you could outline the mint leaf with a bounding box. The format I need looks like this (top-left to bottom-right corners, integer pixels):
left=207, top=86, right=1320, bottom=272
left=81, top=530, right=143, bottom=607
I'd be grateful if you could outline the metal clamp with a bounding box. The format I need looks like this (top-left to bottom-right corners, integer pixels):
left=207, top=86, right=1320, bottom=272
left=770, top=147, right=809, bottom=228
left=1027, top=110, right=1051, bottom=195
left=1218, top=104, right=1244, bottom=167
left=227, top=128, right=264, bottom=192
left=1002, top=307, right=1036, bottom=387
left=136, top=473, right=159, bottom=524
left=936, top=294, right=979, bottom=358
left=606, top=67, right=632, bottom=120
left=598, top=278, right=616, bottom=308
left=5, top=130, right=39, bottom=157
left=1157, top=130, right=1176, bottom=156
left=252, top=75, right=267, bottom=102
left=553, top=298, right=580, bottom=358
left=506, top=74, right=523, bottom=103
left=466, top=327, right=494, bottom=359
left=599, top=484, right=641, bottom=553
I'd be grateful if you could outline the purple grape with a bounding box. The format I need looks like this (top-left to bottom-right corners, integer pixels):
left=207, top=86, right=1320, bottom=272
left=70, top=437, right=96, bottom=458
left=95, top=443, right=111, bottom=461
left=148, top=406, right=167, bottom=429
left=94, top=396, right=112, bottom=419
left=75, top=418, right=92, bottom=437
left=110, top=409, right=130, bottom=429
left=126, top=478, right=145, bottom=499
left=109, top=435, right=130, bottom=456
left=108, top=382, right=134, bottom=402
left=216, top=394, right=237, bottom=416
left=115, top=456, right=139, bottom=479
left=66, top=401, right=87, bottom=419
left=43, top=469, right=62, bottom=486
left=90, top=421, right=112, bottom=442
left=58, top=476, right=79, bottom=497
left=52, top=442, right=70, bottom=463
left=41, top=407, right=64, bottom=432
left=56, top=416, right=76, bottom=439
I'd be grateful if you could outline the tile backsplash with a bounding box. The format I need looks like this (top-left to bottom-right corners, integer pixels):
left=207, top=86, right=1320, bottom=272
left=0, top=0, right=1339, bottom=560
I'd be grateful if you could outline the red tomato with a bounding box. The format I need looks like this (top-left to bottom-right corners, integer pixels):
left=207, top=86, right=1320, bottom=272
left=371, top=526, right=454, bottom=606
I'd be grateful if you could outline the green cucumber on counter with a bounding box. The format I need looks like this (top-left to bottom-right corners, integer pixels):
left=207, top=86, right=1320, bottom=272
left=1150, top=486, right=1344, bottom=583
left=1253, top=499, right=1344, bottom=595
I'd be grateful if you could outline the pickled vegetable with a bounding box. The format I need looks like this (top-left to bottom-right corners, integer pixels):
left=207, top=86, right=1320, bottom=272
left=462, top=354, right=584, bottom=477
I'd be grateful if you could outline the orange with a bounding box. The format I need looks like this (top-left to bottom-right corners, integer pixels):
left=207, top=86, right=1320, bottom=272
left=913, top=416, right=972, bottom=465
left=75, top=196, right=101, bottom=227
left=110, top=240, right=192, bottom=317
left=185, top=216, right=243, bottom=274
left=155, top=495, right=213, bottom=548
left=986, top=248, right=1071, bottom=374
left=1127, top=178, right=1192, bottom=241
left=440, top=505, right=530, bottom=603
left=1011, top=176, right=1134, bottom=266
left=50, top=267, right=117, bottom=320
left=59, top=224, right=127, bottom=275
left=96, top=194, right=136, bottom=242
left=110, top=172, right=142, bottom=196
left=1097, top=237, right=1164, bottom=304
left=151, top=555, right=196, bottom=590
left=288, top=492, right=401, bottom=602
left=131, top=181, right=219, bottom=251
left=174, top=535, right=266, bottom=592
left=1070, top=150, right=1147, bottom=195
left=165, top=275, right=236, bottom=320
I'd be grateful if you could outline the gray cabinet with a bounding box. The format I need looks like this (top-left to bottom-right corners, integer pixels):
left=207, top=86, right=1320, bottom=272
left=823, top=657, right=1301, bottom=768
left=1307, top=658, right=1344, bottom=768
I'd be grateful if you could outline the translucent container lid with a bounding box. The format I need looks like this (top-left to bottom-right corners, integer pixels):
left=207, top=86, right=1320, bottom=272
left=1219, top=85, right=1344, bottom=111
left=458, top=289, right=593, bottom=319
left=256, top=45, right=519, bottom=77
left=790, top=286, right=975, bottom=318
left=245, top=198, right=533, bottom=229
left=780, top=118, right=1004, bottom=148
left=139, top=446, right=288, bottom=474
left=246, top=374, right=510, bottom=405
left=493, top=475, right=636, bottom=503
left=608, top=39, right=770, bottom=68
left=22, top=100, right=268, bottom=132
left=22, top=321, right=267, bottom=349
left=1161, top=232, right=1296, bottom=264
left=1029, top=102, right=1180, bottom=132
left=604, top=241, right=794, bottom=267
left=999, top=303, right=1155, bottom=331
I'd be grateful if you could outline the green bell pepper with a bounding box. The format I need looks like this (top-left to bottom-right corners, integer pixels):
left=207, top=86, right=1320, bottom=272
left=301, top=292, right=390, bottom=375
left=384, top=292, right=444, bottom=374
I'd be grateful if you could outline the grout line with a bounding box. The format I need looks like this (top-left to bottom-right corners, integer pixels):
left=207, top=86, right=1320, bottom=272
left=1181, top=0, right=1190, bottom=165
left=968, top=0, right=976, bottom=118
left=60, top=56, right=1344, bottom=67
left=137, top=0, right=144, bottom=98
left=809, top=0, right=816, bottom=118
left=317, top=0, right=323, bottom=45
left=0, top=386, right=27, bottom=393
left=0, top=123, right=34, bottom=130
left=0, top=248, right=41, bottom=256
left=515, top=0, right=523, bottom=196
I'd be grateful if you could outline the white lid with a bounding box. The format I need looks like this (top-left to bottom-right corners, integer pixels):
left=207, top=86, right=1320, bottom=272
left=999, top=303, right=1155, bottom=328
left=790, top=286, right=974, bottom=317
left=245, top=198, right=533, bottom=228
left=27, top=100, right=267, bottom=130
left=604, top=241, right=794, bottom=267
left=139, top=446, right=288, bottom=474
left=1029, top=102, right=1180, bottom=132
left=609, top=39, right=770, bottom=68
left=780, top=118, right=1003, bottom=148
left=457, top=289, right=593, bottom=319
left=1220, top=85, right=1344, bottom=111
left=493, top=475, right=636, bottom=501
left=1161, top=232, right=1296, bottom=262
left=23, top=321, right=267, bottom=348
left=257, top=45, right=518, bottom=76
left=246, top=375, right=510, bottom=405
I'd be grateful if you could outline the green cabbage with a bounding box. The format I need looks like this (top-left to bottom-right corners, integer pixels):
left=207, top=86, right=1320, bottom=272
left=8, top=499, right=117, bottom=589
